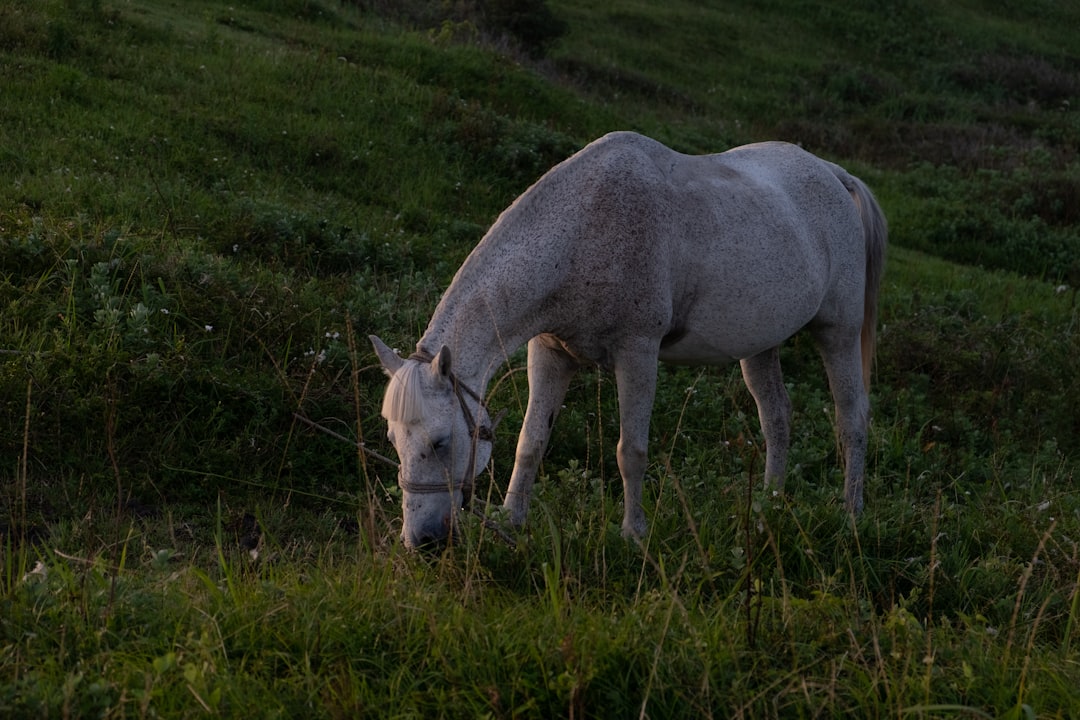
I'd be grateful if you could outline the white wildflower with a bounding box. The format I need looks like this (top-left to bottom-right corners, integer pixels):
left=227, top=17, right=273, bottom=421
left=22, top=560, right=47, bottom=583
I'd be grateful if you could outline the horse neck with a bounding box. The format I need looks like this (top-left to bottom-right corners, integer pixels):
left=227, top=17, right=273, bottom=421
left=418, top=190, right=559, bottom=391
left=416, top=282, right=537, bottom=395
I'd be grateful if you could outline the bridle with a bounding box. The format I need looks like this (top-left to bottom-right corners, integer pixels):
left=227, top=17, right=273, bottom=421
left=397, top=351, right=506, bottom=500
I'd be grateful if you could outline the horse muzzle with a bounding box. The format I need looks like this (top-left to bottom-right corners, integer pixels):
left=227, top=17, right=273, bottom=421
left=400, top=492, right=462, bottom=550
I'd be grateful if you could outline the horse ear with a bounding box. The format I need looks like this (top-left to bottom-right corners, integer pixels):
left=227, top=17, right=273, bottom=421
left=369, top=335, right=403, bottom=376
left=433, top=345, right=452, bottom=378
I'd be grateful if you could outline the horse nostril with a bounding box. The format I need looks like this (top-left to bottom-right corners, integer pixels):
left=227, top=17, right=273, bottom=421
left=401, top=513, right=456, bottom=551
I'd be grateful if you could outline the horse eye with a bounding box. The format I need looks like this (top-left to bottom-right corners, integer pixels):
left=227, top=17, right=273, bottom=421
left=432, top=437, right=449, bottom=453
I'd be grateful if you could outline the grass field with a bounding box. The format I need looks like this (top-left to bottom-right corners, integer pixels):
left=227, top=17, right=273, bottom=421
left=2, top=0, right=1079, bottom=717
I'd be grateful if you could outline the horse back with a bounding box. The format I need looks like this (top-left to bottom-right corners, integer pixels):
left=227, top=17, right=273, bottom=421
left=446, top=132, right=872, bottom=366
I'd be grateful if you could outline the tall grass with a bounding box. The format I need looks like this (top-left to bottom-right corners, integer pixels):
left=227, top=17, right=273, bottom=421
left=2, top=0, right=1079, bottom=716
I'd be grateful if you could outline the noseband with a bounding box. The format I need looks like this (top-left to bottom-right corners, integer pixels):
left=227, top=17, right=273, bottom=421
left=398, top=351, right=505, bottom=500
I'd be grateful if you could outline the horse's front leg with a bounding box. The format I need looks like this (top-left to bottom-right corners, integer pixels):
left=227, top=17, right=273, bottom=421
left=740, top=348, right=793, bottom=491
left=613, top=345, right=661, bottom=539
left=504, top=336, right=578, bottom=526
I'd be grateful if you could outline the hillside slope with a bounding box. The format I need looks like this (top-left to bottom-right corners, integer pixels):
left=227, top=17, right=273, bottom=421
left=0, top=0, right=1076, bottom=511
left=0, top=0, right=1076, bottom=518
left=2, top=1, right=1080, bottom=717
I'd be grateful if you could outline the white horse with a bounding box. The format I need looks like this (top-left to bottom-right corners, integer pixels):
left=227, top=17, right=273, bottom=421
left=371, top=131, right=887, bottom=548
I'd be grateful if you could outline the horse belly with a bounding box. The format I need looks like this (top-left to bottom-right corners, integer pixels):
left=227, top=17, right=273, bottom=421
left=657, top=320, right=794, bottom=365
left=657, top=330, right=739, bottom=365
left=658, top=278, right=823, bottom=365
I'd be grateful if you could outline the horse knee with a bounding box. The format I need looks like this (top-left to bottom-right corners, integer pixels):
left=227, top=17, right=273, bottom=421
left=763, top=406, right=792, bottom=448
left=616, top=439, right=648, bottom=477
left=514, top=443, right=543, bottom=470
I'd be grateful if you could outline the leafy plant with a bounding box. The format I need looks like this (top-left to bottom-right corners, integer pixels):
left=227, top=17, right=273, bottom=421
left=1, top=0, right=1079, bottom=717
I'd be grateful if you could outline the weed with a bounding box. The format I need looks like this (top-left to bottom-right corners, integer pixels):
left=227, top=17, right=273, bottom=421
left=2, top=0, right=1079, bottom=717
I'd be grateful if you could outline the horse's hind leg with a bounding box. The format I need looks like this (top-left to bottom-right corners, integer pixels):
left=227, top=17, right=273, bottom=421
left=504, top=336, right=579, bottom=526
left=740, top=348, right=793, bottom=491
left=813, top=328, right=870, bottom=514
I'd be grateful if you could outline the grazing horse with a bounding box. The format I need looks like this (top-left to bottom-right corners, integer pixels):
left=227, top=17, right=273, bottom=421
left=371, top=131, right=887, bottom=548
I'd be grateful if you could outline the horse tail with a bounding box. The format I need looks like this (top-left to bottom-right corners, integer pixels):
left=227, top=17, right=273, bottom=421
left=835, top=168, right=888, bottom=392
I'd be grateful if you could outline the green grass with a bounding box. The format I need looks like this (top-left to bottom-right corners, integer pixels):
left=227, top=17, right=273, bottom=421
left=2, top=0, right=1080, bottom=716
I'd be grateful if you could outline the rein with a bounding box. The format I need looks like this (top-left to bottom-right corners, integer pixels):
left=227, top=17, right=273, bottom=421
left=399, top=351, right=506, bottom=499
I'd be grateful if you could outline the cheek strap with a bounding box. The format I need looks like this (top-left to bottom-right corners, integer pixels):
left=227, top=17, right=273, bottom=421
left=402, top=352, right=507, bottom=500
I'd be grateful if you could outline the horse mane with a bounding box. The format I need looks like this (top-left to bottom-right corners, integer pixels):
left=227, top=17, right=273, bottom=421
left=381, top=362, right=427, bottom=423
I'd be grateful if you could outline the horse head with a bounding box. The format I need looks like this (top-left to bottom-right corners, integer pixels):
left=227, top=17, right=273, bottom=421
left=370, top=335, right=494, bottom=548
